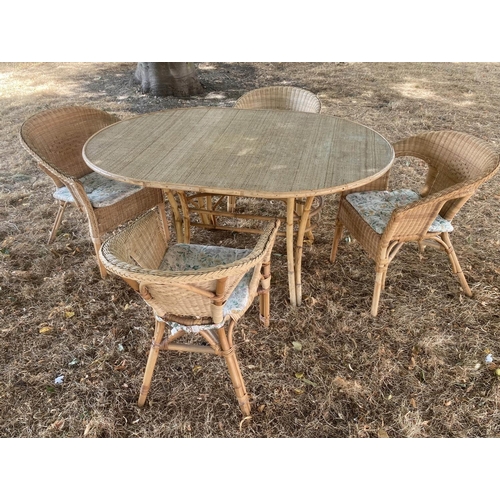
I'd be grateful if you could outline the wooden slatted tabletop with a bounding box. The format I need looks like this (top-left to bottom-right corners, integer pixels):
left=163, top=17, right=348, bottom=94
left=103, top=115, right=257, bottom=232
left=83, top=107, right=394, bottom=305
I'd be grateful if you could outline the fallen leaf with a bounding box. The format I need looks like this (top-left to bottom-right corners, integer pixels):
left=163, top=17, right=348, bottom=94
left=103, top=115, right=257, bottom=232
left=39, top=326, right=53, bottom=334
left=114, top=360, right=127, bottom=371
left=239, top=416, right=252, bottom=431
left=258, top=405, right=266, bottom=412
left=83, top=422, right=92, bottom=437
left=295, top=372, right=304, bottom=379
left=410, top=398, right=417, bottom=408
left=302, top=378, right=317, bottom=387
left=305, top=296, right=318, bottom=306
left=378, top=428, right=390, bottom=438
left=65, top=311, right=75, bottom=318
left=292, top=341, right=302, bottom=351
left=51, top=420, right=65, bottom=430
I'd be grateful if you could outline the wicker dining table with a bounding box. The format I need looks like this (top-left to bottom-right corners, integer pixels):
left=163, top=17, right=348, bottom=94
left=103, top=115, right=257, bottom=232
left=83, top=107, right=394, bottom=306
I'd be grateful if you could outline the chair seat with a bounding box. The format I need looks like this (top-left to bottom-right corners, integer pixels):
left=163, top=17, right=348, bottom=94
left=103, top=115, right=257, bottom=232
left=346, top=189, right=454, bottom=235
left=53, top=171, right=143, bottom=208
left=160, top=244, right=253, bottom=333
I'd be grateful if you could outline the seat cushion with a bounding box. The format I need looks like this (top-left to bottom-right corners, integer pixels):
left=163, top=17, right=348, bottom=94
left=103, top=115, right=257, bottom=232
left=160, top=244, right=253, bottom=333
left=53, top=171, right=143, bottom=208
left=346, top=189, right=454, bottom=235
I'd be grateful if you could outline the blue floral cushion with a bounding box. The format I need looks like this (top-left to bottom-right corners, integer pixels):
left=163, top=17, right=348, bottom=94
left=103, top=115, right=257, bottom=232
left=53, top=172, right=143, bottom=208
left=161, top=244, right=251, bottom=272
left=346, top=189, right=454, bottom=235
left=160, top=244, right=253, bottom=333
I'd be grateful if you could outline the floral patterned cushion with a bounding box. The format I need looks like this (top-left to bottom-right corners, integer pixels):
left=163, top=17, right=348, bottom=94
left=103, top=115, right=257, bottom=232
left=53, top=171, right=143, bottom=208
left=346, top=189, right=454, bottom=235
left=160, top=244, right=253, bottom=334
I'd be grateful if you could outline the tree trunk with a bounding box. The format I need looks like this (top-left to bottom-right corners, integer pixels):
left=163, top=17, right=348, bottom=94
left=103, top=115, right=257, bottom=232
left=134, top=62, right=204, bottom=97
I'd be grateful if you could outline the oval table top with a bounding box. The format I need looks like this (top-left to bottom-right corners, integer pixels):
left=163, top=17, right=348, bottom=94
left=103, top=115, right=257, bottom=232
left=83, top=107, right=394, bottom=199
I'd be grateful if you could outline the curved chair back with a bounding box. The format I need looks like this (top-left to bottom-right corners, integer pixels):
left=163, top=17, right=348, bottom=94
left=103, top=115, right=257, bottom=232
left=234, top=86, right=321, bottom=113
left=101, top=210, right=280, bottom=323
left=331, top=130, right=500, bottom=316
left=393, top=130, right=500, bottom=220
left=20, top=106, right=119, bottom=183
left=19, top=106, right=168, bottom=278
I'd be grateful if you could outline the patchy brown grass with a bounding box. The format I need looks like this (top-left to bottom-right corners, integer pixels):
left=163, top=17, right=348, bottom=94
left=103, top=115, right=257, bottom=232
left=1, top=62, right=500, bottom=438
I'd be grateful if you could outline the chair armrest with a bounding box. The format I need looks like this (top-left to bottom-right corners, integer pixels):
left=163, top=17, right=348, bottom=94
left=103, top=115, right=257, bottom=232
left=384, top=181, right=475, bottom=239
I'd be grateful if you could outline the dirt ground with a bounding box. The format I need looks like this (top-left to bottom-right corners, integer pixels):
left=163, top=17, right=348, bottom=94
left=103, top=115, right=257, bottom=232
left=1, top=62, right=500, bottom=438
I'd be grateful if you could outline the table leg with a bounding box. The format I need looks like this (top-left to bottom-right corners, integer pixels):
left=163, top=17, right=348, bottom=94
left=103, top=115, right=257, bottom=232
left=164, top=189, right=185, bottom=243
left=286, top=198, right=297, bottom=307
left=294, top=196, right=314, bottom=307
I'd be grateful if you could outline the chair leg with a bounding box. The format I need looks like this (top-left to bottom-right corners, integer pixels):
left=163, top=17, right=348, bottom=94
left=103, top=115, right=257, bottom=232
left=217, top=323, right=250, bottom=416
left=138, top=319, right=166, bottom=408
left=380, top=267, right=388, bottom=291
left=330, top=220, right=344, bottom=263
left=92, top=237, right=108, bottom=279
left=259, top=260, right=271, bottom=327
left=371, top=263, right=389, bottom=317
left=48, top=201, right=67, bottom=244
left=442, top=232, right=472, bottom=297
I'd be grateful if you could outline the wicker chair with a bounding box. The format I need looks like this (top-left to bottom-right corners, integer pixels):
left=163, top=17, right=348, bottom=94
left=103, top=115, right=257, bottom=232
left=330, top=130, right=500, bottom=316
left=99, top=208, right=280, bottom=415
left=234, top=85, right=322, bottom=113
left=19, top=106, right=169, bottom=278
left=172, top=86, right=323, bottom=243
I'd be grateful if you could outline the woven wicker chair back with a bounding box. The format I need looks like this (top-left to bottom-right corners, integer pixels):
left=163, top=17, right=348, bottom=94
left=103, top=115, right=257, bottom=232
left=101, top=210, right=280, bottom=320
left=234, top=86, right=321, bottom=113
left=393, top=130, right=500, bottom=220
left=20, top=106, right=119, bottom=180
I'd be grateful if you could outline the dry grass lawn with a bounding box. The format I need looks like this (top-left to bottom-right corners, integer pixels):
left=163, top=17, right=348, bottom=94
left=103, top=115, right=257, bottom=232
left=1, top=62, right=500, bottom=439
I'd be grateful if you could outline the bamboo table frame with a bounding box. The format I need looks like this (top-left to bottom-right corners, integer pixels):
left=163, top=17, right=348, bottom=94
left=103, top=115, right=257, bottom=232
left=83, top=107, right=394, bottom=306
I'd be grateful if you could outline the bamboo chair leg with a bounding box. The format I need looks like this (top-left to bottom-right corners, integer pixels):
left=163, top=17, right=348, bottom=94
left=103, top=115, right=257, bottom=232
left=371, top=263, right=389, bottom=317
left=217, top=324, right=250, bottom=416
left=371, top=272, right=384, bottom=317
left=92, top=237, right=108, bottom=279
left=381, top=267, right=389, bottom=291
left=330, top=220, right=344, bottom=263
left=259, top=260, right=271, bottom=327
left=138, top=319, right=166, bottom=408
left=442, top=232, right=473, bottom=297
left=48, top=201, right=68, bottom=244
